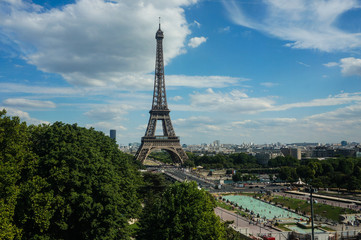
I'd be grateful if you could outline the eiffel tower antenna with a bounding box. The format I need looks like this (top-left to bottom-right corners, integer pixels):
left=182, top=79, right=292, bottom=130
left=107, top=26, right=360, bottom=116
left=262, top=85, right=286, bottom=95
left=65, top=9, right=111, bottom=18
left=135, top=23, right=188, bottom=164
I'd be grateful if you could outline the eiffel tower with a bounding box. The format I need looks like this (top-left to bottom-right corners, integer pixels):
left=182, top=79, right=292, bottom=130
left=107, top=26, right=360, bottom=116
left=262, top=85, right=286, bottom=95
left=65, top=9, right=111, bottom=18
left=135, top=24, right=188, bottom=164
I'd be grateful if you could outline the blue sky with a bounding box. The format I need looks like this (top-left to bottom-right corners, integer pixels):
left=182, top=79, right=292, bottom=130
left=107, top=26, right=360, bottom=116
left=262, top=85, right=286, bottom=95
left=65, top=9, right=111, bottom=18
left=1, top=0, right=361, bottom=145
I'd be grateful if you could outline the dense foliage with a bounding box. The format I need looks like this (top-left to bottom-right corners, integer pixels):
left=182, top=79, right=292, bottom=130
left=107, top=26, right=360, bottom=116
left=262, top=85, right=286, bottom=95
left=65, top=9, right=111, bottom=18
left=138, top=172, right=170, bottom=206
left=186, top=152, right=261, bottom=169
left=0, top=110, right=33, bottom=239
left=184, top=150, right=361, bottom=190
left=232, top=173, right=259, bottom=182
left=148, top=151, right=172, bottom=164
left=0, top=110, right=141, bottom=239
left=277, top=158, right=361, bottom=190
left=138, top=181, right=226, bottom=240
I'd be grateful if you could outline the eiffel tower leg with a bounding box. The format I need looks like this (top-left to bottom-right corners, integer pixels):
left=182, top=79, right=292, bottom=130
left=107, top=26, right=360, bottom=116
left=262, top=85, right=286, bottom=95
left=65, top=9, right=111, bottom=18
left=135, top=139, right=188, bottom=165
left=135, top=142, right=152, bottom=163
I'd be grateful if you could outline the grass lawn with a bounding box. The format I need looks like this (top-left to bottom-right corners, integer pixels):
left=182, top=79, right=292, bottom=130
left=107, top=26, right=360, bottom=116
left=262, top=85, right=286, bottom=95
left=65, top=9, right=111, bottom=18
left=271, top=195, right=356, bottom=222
left=277, top=223, right=294, bottom=231
left=216, top=200, right=250, bottom=218
left=217, top=200, right=235, bottom=211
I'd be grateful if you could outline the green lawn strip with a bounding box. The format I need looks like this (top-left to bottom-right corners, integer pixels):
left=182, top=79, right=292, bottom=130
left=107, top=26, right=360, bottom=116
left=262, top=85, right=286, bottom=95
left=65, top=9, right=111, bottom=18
left=320, top=226, right=336, bottom=232
left=277, top=223, right=295, bottom=231
left=216, top=200, right=250, bottom=218
left=271, top=195, right=356, bottom=222
left=217, top=200, right=235, bottom=211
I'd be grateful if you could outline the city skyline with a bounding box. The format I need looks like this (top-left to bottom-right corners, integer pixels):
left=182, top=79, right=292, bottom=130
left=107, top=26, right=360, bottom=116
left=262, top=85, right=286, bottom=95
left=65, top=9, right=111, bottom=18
left=1, top=0, right=361, bottom=145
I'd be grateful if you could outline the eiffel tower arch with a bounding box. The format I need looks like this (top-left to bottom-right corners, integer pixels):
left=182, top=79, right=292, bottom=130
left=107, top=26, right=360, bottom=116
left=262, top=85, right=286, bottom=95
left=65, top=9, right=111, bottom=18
left=135, top=24, right=188, bottom=164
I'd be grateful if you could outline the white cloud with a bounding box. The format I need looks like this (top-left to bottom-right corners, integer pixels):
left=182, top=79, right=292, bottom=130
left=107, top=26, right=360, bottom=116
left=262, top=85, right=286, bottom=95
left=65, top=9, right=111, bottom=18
left=0, top=83, right=83, bottom=95
left=177, top=89, right=361, bottom=114
left=340, top=57, right=361, bottom=76
left=84, top=104, right=134, bottom=121
left=167, top=75, right=247, bottom=88
left=301, top=104, right=361, bottom=137
left=297, top=61, right=310, bottom=67
left=323, top=57, right=361, bottom=77
left=188, top=36, right=207, bottom=48
left=174, top=116, right=215, bottom=126
left=219, top=26, right=230, bottom=33
left=193, top=20, right=201, bottom=28
left=273, top=92, right=361, bottom=111
left=222, top=0, right=361, bottom=52
left=232, top=118, right=297, bottom=129
left=260, top=82, right=278, bottom=87
left=170, top=96, right=183, bottom=101
left=0, top=74, right=244, bottom=96
left=0, top=0, right=197, bottom=87
left=3, top=98, right=56, bottom=109
left=86, top=121, right=127, bottom=132
left=323, top=62, right=339, bottom=67
left=307, top=104, right=361, bottom=121
left=173, top=116, right=224, bottom=136
left=169, top=92, right=361, bottom=143
left=1, top=106, right=49, bottom=125
left=189, top=88, right=274, bottom=113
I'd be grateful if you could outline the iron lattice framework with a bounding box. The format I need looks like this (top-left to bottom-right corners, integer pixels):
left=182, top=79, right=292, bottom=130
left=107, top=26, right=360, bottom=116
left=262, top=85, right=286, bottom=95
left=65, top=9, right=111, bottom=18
left=135, top=24, right=188, bottom=164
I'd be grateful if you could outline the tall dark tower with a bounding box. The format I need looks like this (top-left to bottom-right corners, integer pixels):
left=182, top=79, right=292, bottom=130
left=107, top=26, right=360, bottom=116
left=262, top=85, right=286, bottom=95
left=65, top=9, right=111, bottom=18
left=135, top=24, right=188, bottom=164
left=110, top=129, right=116, bottom=141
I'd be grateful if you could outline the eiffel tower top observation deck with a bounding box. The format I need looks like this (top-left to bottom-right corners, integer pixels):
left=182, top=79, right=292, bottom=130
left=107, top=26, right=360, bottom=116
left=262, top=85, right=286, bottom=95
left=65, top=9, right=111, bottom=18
left=135, top=23, right=188, bottom=164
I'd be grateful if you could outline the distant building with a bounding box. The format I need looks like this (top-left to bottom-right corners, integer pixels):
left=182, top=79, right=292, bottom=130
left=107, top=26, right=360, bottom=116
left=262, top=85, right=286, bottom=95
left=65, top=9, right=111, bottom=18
left=281, top=147, right=301, bottom=160
left=341, top=140, right=347, bottom=146
left=311, top=146, right=335, bottom=158
left=255, top=151, right=283, bottom=165
left=213, top=140, right=220, bottom=147
left=110, top=129, right=116, bottom=141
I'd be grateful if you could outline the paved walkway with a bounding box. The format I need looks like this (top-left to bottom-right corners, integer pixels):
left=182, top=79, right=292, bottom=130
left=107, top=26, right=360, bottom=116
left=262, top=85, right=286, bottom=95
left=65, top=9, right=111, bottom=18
left=215, top=207, right=280, bottom=236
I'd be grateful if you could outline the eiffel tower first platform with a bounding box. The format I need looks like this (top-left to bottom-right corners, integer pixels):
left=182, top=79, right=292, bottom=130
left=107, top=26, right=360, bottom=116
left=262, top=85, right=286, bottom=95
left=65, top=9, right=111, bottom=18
left=135, top=24, right=188, bottom=164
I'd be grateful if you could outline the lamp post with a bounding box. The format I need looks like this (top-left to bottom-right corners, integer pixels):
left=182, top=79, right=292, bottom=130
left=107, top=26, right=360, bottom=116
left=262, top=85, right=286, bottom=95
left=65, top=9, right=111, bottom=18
left=309, top=186, right=315, bottom=240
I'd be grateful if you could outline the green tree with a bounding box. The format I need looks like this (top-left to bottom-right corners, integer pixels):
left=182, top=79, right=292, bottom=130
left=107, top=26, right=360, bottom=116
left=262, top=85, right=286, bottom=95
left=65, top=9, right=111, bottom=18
left=278, top=167, right=298, bottom=182
left=139, top=172, right=169, bottom=205
left=268, top=156, right=299, bottom=167
left=3, top=121, right=141, bottom=240
left=321, top=161, right=334, bottom=176
left=0, top=109, right=32, bottom=239
left=346, top=176, right=360, bottom=191
left=31, top=122, right=141, bottom=239
left=307, top=161, right=323, bottom=177
left=297, top=165, right=315, bottom=183
left=138, top=181, right=226, bottom=240
left=338, top=158, right=354, bottom=175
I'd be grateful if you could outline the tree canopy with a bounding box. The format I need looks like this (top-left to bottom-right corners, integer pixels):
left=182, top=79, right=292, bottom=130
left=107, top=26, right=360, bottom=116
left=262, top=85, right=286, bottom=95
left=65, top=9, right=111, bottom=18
left=0, top=110, right=141, bottom=239
left=138, top=181, right=226, bottom=240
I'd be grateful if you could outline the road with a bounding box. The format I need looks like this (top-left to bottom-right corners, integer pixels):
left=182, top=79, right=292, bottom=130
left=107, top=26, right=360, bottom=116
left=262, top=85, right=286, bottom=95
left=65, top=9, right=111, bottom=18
left=163, top=167, right=282, bottom=193
left=158, top=167, right=361, bottom=234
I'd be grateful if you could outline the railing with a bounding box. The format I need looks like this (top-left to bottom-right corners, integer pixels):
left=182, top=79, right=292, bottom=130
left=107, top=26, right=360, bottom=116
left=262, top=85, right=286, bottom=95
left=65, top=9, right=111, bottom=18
left=142, top=136, right=179, bottom=140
